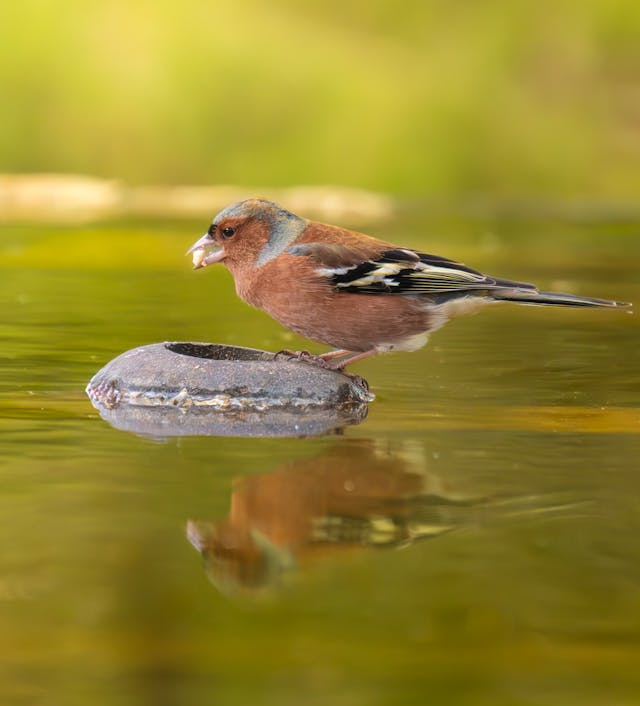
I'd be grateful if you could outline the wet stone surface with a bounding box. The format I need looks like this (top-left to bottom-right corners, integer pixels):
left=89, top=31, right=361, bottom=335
left=85, top=342, right=372, bottom=437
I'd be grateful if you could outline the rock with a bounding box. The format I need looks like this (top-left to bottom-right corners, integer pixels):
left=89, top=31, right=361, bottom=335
left=86, top=342, right=371, bottom=438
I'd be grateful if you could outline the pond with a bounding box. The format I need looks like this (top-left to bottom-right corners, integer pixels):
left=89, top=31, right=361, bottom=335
left=1, top=212, right=639, bottom=705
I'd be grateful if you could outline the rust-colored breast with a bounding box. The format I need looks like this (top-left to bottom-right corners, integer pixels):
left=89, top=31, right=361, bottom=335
left=238, top=254, right=433, bottom=351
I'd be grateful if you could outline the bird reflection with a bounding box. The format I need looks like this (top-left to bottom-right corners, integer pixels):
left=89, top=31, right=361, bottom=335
left=187, top=440, right=482, bottom=595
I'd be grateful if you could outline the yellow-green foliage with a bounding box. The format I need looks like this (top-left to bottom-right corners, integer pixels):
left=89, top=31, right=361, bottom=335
left=1, top=0, right=638, bottom=196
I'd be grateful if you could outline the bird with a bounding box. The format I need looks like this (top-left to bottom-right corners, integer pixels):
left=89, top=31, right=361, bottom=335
left=187, top=198, right=632, bottom=370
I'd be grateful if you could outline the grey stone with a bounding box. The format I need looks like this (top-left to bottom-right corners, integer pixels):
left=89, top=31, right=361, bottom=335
left=86, top=342, right=371, bottom=438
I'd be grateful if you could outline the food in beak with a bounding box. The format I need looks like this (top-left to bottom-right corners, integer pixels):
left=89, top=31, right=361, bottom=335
left=187, top=235, right=225, bottom=269
left=191, top=248, right=225, bottom=269
left=192, top=247, right=208, bottom=269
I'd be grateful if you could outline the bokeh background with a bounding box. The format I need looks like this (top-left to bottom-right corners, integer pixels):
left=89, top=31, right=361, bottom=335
left=2, top=0, right=639, bottom=200
left=2, top=4, right=640, bottom=706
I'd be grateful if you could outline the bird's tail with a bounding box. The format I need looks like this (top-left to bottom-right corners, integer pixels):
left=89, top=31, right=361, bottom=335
left=492, top=288, right=632, bottom=310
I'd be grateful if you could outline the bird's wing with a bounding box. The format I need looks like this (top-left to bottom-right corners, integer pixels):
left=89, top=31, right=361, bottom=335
left=287, top=243, right=534, bottom=295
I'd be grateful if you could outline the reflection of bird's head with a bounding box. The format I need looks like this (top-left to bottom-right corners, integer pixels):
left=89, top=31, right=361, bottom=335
left=186, top=519, right=294, bottom=596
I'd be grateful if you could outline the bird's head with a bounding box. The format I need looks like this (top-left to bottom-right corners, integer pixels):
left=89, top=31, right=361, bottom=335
left=187, top=199, right=308, bottom=273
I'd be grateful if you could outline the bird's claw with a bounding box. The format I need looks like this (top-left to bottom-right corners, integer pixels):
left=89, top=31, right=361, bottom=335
left=275, top=349, right=362, bottom=375
left=345, top=373, right=370, bottom=392
left=274, top=348, right=297, bottom=361
left=274, top=349, right=332, bottom=369
left=273, top=350, right=369, bottom=390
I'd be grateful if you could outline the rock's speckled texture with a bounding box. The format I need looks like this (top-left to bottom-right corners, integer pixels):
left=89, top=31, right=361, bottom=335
left=86, top=342, right=371, bottom=437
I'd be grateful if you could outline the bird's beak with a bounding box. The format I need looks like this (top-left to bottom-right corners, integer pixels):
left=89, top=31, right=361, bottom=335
left=187, top=233, right=226, bottom=270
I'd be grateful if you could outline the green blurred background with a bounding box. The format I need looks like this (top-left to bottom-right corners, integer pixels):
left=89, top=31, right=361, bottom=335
left=1, top=0, right=639, bottom=199
left=2, top=5, right=640, bottom=703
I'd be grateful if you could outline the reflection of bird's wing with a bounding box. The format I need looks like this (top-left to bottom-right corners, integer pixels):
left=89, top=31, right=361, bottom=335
left=288, top=243, right=536, bottom=295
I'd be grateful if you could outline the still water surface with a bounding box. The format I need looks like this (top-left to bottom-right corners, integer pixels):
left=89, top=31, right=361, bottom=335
left=1, top=215, right=639, bottom=705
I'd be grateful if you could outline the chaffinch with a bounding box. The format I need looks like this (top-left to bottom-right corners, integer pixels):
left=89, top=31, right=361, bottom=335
left=187, top=199, right=631, bottom=369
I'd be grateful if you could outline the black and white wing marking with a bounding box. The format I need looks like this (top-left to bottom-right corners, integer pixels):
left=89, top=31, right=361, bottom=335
left=288, top=243, right=536, bottom=296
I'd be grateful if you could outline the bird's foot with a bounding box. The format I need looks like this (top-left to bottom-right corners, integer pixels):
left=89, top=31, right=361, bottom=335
left=274, top=349, right=333, bottom=369
left=273, top=349, right=370, bottom=391
left=343, top=372, right=370, bottom=392
left=322, top=362, right=370, bottom=393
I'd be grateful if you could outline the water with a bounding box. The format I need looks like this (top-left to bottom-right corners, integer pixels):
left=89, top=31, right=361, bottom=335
left=1, top=215, right=639, bottom=705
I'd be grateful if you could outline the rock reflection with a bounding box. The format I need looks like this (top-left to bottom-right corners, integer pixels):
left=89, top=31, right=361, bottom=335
left=187, top=441, right=482, bottom=595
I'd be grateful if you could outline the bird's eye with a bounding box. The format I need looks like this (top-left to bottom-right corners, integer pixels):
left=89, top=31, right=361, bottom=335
left=207, top=224, right=216, bottom=237
left=221, top=226, right=236, bottom=239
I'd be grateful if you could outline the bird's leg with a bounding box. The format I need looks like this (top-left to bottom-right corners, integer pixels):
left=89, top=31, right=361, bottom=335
left=318, top=349, right=351, bottom=360
left=323, top=348, right=379, bottom=370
